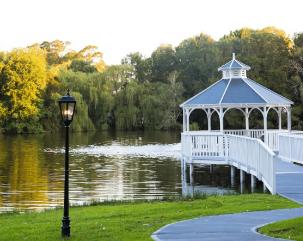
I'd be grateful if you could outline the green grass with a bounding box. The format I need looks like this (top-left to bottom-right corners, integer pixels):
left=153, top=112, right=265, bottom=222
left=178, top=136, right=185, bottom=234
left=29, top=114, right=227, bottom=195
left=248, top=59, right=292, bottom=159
left=259, top=216, right=303, bottom=241
left=0, top=194, right=300, bottom=241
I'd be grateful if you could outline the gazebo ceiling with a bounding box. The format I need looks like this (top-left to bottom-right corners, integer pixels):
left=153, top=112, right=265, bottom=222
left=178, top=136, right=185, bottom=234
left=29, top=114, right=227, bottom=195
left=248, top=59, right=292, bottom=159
left=180, top=54, right=293, bottom=108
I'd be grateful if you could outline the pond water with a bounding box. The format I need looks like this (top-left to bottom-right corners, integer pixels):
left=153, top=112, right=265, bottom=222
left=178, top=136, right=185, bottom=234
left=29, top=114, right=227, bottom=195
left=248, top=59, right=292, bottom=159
left=0, top=131, right=260, bottom=213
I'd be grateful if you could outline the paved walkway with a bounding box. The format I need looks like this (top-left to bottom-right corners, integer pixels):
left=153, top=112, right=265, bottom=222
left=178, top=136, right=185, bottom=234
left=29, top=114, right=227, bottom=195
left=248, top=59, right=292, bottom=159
left=152, top=159, right=303, bottom=241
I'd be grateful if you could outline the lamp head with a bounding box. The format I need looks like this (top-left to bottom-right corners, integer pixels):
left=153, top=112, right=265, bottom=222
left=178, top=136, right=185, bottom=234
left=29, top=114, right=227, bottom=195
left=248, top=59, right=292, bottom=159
left=58, top=90, right=76, bottom=127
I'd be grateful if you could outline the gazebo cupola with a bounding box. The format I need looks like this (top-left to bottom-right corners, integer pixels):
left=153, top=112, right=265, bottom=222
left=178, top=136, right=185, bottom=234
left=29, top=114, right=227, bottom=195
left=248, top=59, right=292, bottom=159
left=218, top=53, right=250, bottom=79
left=180, top=53, right=293, bottom=143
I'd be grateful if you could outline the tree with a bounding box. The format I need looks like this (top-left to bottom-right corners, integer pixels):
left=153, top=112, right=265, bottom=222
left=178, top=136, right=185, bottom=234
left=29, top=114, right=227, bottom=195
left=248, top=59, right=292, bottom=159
left=122, top=52, right=151, bottom=83
left=218, top=27, right=292, bottom=98
left=104, top=64, right=136, bottom=94
left=40, top=40, right=70, bottom=65
left=0, top=47, right=47, bottom=133
left=69, top=59, right=97, bottom=73
left=150, top=44, right=177, bottom=83
left=76, top=45, right=106, bottom=72
left=175, top=33, right=219, bottom=97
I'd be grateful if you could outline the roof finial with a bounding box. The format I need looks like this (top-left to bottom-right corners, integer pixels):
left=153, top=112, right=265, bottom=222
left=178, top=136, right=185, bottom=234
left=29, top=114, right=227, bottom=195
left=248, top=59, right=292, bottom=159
left=67, top=89, right=70, bottom=96
left=232, top=53, right=235, bottom=60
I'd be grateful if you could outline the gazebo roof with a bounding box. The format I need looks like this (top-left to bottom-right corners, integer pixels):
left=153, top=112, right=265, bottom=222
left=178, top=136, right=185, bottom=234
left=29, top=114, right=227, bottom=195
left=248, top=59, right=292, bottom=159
left=218, top=53, right=251, bottom=71
left=180, top=55, right=293, bottom=108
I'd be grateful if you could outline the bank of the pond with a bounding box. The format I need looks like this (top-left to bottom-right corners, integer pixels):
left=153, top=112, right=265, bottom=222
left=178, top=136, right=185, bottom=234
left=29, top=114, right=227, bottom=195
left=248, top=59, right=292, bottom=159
left=259, top=216, right=303, bottom=241
left=0, top=194, right=300, bottom=241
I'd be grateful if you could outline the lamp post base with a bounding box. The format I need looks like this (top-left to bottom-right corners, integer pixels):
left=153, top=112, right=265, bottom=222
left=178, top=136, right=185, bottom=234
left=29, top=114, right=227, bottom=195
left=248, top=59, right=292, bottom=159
left=61, top=217, right=70, bottom=237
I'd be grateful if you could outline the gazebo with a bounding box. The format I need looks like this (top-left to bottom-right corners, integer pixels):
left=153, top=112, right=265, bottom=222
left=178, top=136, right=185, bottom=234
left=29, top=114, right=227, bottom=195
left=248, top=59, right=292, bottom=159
left=179, top=56, right=303, bottom=195
left=180, top=53, right=293, bottom=145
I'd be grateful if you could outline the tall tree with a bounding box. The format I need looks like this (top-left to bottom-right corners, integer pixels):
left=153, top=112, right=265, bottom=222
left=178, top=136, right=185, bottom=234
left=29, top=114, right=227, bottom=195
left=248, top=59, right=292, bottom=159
left=122, top=52, right=151, bottom=83
left=150, top=44, right=177, bottom=83
left=175, top=33, right=219, bottom=97
left=40, top=40, right=70, bottom=65
left=0, top=47, right=47, bottom=133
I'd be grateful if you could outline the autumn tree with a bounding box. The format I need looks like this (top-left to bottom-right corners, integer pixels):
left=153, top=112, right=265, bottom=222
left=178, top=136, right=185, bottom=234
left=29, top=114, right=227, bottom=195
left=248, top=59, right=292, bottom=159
left=0, top=47, right=47, bottom=133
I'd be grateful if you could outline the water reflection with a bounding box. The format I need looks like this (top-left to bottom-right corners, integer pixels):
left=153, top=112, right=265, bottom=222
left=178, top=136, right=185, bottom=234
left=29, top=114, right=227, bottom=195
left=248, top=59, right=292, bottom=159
left=0, top=131, right=263, bottom=213
left=0, top=136, right=50, bottom=212
left=0, top=131, right=182, bottom=212
left=181, top=162, right=265, bottom=197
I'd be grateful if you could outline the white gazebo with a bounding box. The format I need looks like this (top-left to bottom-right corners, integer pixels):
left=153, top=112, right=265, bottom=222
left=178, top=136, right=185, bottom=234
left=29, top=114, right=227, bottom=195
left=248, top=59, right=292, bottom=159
left=180, top=53, right=293, bottom=146
left=180, top=54, right=301, bottom=194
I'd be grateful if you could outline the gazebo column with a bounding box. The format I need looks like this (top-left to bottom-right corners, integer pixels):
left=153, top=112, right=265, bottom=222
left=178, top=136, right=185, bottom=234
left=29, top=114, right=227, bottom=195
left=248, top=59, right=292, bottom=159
left=287, top=107, right=292, bottom=132
left=263, top=107, right=268, bottom=145
left=219, top=107, right=224, bottom=132
left=207, top=108, right=212, bottom=131
left=183, top=108, right=186, bottom=132
left=245, top=107, right=249, bottom=131
left=278, top=107, right=282, bottom=130
left=186, top=109, right=190, bottom=131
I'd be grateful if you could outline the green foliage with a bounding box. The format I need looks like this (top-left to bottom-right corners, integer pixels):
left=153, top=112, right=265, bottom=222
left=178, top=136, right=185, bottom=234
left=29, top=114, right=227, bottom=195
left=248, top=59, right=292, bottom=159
left=190, top=122, right=200, bottom=131
left=69, top=91, right=95, bottom=132
left=0, top=47, right=47, bottom=133
left=150, top=44, right=177, bottom=83
left=175, top=33, right=220, bottom=97
left=40, top=40, right=69, bottom=65
left=69, top=59, right=97, bottom=73
left=122, top=52, right=151, bottom=82
left=1, top=26, right=303, bottom=133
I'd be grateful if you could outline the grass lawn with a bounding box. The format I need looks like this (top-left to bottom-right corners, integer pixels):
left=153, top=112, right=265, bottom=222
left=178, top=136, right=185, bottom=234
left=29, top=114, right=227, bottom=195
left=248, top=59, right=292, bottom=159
left=259, top=216, right=303, bottom=241
left=0, top=194, right=300, bottom=241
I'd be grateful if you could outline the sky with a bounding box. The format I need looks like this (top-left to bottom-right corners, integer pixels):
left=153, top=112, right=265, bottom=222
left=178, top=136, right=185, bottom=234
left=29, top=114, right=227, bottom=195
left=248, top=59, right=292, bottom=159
left=0, top=0, right=302, bottom=64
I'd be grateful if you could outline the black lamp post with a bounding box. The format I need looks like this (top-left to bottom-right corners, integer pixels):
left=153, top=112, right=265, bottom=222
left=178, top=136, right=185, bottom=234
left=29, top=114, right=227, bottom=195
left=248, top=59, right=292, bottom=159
left=58, top=90, right=76, bottom=238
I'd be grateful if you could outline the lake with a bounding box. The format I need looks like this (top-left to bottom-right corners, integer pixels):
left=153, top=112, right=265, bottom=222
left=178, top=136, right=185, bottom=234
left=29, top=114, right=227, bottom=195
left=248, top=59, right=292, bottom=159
left=0, top=131, right=255, bottom=213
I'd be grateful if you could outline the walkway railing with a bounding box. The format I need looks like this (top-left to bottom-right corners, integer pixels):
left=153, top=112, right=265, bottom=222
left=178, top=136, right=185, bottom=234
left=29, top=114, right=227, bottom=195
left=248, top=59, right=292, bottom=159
left=181, top=131, right=277, bottom=194
left=186, top=129, right=303, bottom=151
left=182, top=132, right=225, bottom=160
left=224, top=129, right=293, bottom=151
left=278, top=134, right=303, bottom=164
left=223, top=129, right=264, bottom=139
left=228, top=135, right=276, bottom=194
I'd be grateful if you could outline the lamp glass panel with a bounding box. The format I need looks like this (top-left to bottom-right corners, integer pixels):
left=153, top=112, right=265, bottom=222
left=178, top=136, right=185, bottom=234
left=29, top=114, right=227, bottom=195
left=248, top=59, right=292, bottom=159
left=67, top=102, right=75, bottom=121
left=60, top=102, right=74, bottom=121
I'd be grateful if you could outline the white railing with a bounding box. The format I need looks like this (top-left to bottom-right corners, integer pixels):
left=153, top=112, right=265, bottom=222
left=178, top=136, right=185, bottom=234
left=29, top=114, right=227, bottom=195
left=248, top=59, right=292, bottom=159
left=290, top=130, right=303, bottom=136
left=266, top=130, right=303, bottom=151
left=181, top=132, right=225, bottom=160
left=266, top=130, right=288, bottom=151
left=227, top=135, right=276, bottom=194
left=181, top=129, right=303, bottom=194
left=187, top=129, right=301, bottom=151
left=181, top=133, right=192, bottom=159
left=224, top=129, right=291, bottom=151
left=278, top=134, right=303, bottom=164
left=181, top=131, right=277, bottom=194
left=223, top=129, right=264, bottom=139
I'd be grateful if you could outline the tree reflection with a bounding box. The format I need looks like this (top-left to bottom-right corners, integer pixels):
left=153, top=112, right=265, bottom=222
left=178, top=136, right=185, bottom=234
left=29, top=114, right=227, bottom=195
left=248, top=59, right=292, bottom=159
left=0, top=131, right=182, bottom=212
left=0, top=136, right=49, bottom=210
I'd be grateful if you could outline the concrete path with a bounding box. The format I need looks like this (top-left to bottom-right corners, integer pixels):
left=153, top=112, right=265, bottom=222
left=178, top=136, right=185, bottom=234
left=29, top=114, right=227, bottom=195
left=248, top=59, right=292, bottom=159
left=152, top=160, right=303, bottom=241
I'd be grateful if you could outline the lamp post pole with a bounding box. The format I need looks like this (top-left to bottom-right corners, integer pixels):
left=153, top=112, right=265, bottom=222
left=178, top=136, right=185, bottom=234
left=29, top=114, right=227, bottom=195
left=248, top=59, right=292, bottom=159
left=58, top=90, right=76, bottom=238
left=62, top=125, right=70, bottom=237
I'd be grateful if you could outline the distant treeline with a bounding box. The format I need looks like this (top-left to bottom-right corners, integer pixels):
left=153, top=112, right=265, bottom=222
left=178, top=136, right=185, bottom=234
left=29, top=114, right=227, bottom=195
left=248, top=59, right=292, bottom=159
left=0, top=26, right=303, bottom=133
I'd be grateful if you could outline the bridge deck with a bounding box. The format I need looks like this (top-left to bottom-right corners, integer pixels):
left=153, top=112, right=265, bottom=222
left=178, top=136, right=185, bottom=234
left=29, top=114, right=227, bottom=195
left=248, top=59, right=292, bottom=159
left=276, top=159, right=303, bottom=204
